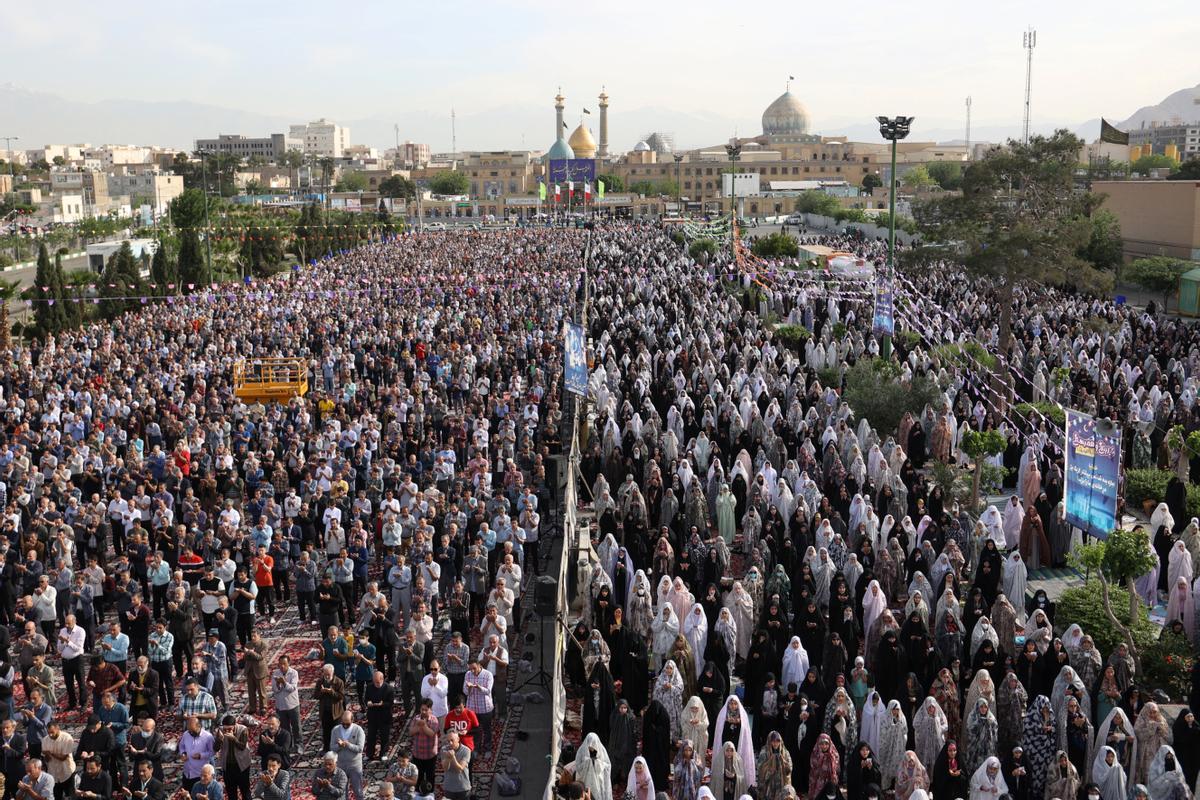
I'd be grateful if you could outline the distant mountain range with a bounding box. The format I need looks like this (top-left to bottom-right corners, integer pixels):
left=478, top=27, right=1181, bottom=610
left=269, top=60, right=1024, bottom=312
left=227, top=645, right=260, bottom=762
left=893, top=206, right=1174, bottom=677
left=3, top=81, right=1197, bottom=154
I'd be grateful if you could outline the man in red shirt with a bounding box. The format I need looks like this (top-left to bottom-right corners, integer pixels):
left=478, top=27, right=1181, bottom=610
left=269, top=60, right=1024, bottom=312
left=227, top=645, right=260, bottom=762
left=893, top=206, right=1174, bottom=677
left=252, top=546, right=276, bottom=621
left=441, top=695, right=478, bottom=752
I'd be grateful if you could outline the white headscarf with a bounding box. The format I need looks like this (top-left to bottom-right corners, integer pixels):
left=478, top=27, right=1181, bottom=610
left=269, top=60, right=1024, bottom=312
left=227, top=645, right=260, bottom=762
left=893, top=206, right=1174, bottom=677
left=574, top=732, right=613, bottom=800
left=681, top=695, right=710, bottom=760
left=969, top=756, right=1009, bottom=800
left=711, top=694, right=757, bottom=785
left=625, top=756, right=655, bottom=800
left=781, top=636, right=810, bottom=691
left=1091, top=746, right=1128, bottom=800
left=860, top=690, right=886, bottom=755
left=682, top=602, right=709, bottom=674
left=863, top=580, right=887, bottom=638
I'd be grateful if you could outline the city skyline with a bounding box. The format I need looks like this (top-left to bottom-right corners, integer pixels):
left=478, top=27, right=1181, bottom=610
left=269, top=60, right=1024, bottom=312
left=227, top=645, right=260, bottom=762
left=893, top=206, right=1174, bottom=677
left=1, top=0, right=1198, bottom=151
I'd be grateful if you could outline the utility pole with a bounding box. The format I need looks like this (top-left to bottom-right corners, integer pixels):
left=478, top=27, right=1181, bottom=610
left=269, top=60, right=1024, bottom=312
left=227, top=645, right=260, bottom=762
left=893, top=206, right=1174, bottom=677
left=199, top=149, right=213, bottom=287
left=451, top=108, right=457, bottom=167
left=1023, top=28, right=1037, bottom=145
left=0, top=136, right=17, bottom=183
left=965, top=96, right=972, bottom=159
left=394, top=123, right=400, bottom=163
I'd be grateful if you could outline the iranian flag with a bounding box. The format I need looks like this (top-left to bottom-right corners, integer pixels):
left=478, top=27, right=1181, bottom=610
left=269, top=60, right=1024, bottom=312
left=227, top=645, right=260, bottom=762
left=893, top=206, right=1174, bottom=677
left=554, top=184, right=561, bottom=201
left=584, top=182, right=592, bottom=201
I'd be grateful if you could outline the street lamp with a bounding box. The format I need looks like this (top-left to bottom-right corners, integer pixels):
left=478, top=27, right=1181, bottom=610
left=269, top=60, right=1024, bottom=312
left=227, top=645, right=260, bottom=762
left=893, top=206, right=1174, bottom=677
left=673, top=154, right=684, bottom=214
left=875, top=115, right=914, bottom=359
left=724, top=142, right=742, bottom=253
left=198, top=148, right=214, bottom=287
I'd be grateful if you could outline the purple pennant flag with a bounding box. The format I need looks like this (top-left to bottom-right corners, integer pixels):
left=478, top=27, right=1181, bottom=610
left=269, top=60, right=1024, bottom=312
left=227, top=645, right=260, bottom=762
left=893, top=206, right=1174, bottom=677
left=140, top=297, right=148, bottom=304
left=92, top=299, right=99, bottom=304
left=41, top=286, right=49, bottom=291
left=23, top=300, right=31, bottom=307
left=47, top=300, right=54, bottom=305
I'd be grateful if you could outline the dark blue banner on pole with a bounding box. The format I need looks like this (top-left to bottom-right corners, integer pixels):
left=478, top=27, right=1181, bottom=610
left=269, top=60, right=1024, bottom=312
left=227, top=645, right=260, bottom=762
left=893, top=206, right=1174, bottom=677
left=564, top=322, right=588, bottom=396
left=872, top=271, right=894, bottom=336
left=1064, top=409, right=1121, bottom=539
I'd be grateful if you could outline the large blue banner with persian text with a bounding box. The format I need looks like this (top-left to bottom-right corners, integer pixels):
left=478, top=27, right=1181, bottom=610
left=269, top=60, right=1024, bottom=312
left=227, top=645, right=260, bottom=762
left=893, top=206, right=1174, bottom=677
left=1064, top=409, right=1121, bottom=539
left=564, top=323, right=588, bottom=396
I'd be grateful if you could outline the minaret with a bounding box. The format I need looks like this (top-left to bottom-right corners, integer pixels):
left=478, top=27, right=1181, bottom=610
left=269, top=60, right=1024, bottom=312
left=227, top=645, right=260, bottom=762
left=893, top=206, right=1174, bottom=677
left=554, top=88, right=566, bottom=142
left=598, top=87, right=610, bottom=158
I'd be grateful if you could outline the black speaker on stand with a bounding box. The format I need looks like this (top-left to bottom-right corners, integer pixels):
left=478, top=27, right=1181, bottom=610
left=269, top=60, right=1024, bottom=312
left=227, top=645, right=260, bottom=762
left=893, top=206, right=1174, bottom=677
left=518, top=576, right=558, bottom=691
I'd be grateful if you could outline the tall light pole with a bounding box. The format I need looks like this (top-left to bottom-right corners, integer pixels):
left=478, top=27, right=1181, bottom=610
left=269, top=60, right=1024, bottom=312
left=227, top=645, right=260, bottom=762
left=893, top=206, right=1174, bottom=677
left=199, top=148, right=214, bottom=286
left=876, top=116, right=914, bottom=360
left=724, top=142, right=741, bottom=254
left=673, top=154, right=684, bottom=214
left=1022, top=28, right=1037, bottom=145
left=0, top=136, right=17, bottom=184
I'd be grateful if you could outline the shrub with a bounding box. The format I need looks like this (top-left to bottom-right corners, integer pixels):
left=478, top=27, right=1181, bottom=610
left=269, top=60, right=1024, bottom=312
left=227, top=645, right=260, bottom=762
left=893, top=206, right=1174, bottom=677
left=1142, top=630, right=1195, bottom=701
left=897, top=330, right=923, bottom=350
left=774, top=324, right=811, bottom=352
left=688, top=238, right=718, bottom=262
left=931, top=341, right=998, bottom=371
left=1188, top=484, right=1200, bottom=521
left=751, top=232, right=799, bottom=259
left=843, top=358, right=942, bottom=438
left=1012, top=401, right=1067, bottom=428
left=817, top=367, right=842, bottom=390
left=1124, top=468, right=1170, bottom=510
left=1056, top=581, right=1158, bottom=658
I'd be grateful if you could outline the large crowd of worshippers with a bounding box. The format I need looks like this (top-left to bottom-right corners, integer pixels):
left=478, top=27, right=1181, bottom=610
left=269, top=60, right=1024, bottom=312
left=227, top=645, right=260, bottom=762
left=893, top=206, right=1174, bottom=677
left=3, top=219, right=1200, bottom=800
left=0, top=227, right=595, bottom=800
left=557, top=224, right=1200, bottom=800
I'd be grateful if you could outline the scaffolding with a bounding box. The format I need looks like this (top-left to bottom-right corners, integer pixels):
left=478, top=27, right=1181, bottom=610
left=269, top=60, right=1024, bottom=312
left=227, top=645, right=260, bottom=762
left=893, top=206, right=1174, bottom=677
left=233, top=358, right=308, bottom=402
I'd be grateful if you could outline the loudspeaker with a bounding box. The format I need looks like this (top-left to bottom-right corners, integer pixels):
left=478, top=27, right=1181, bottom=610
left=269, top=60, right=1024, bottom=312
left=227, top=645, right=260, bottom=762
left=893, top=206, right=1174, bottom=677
left=533, top=575, right=558, bottom=616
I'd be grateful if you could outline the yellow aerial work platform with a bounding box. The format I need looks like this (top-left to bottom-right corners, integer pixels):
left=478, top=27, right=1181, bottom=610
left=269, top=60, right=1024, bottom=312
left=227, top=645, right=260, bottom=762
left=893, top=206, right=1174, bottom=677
left=233, top=358, right=309, bottom=402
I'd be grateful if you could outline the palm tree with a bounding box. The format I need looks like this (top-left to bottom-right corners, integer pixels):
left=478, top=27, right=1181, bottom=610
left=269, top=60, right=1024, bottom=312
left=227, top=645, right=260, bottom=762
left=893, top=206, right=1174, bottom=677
left=0, top=278, right=21, bottom=352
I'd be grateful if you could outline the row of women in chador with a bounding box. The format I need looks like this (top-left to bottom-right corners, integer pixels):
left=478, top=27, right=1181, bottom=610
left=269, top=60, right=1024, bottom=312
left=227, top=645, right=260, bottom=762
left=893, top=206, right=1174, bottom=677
left=559, top=224, right=1200, bottom=800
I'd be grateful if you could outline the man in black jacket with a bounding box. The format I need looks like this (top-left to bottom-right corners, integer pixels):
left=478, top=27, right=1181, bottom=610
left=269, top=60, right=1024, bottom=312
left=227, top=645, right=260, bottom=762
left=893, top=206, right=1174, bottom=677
left=257, top=716, right=291, bottom=771
left=125, top=759, right=165, bottom=800
left=363, top=671, right=395, bottom=761
left=0, top=719, right=26, bottom=800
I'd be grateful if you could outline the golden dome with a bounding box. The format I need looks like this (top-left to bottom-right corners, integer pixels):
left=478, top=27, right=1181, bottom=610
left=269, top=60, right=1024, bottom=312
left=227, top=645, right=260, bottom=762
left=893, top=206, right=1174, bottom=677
left=568, top=123, right=597, bottom=158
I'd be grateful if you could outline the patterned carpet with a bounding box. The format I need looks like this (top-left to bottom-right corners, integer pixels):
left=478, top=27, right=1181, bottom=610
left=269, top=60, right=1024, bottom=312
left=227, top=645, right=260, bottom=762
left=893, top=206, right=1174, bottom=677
left=20, top=561, right=543, bottom=800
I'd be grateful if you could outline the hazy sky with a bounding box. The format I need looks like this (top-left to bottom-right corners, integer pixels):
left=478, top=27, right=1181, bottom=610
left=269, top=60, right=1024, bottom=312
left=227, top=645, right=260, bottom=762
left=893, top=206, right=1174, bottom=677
left=2, top=0, right=1197, bottom=146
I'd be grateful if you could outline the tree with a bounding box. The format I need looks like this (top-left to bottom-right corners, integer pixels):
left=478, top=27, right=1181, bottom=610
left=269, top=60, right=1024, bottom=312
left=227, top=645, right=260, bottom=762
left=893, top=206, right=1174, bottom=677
left=861, top=173, right=882, bottom=192
left=688, top=238, right=718, bottom=264
left=243, top=180, right=264, bottom=196
left=596, top=174, right=625, bottom=192
left=1169, top=158, right=1200, bottom=181
left=1077, top=208, right=1123, bottom=271
left=150, top=238, right=176, bottom=293
left=751, top=232, right=800, bottom=259
left=962, top=429, right=1007, bottom=512
left=1126, top=256, right=1190, bottom=310
left=843, top=358, right=942, bottom=437
left=428, top=171, right=469, bottom=196
left=0, top=278, right=20, bottom=352
left=51, top=156, right=65, bottom=167
left=334, top=172, right=369, bottom=192
left=33, top=242, right=68, bottom=336
left=1070, top=528, right=1157, bottom=674
left=911, top=131, right=1110, bottom=364
left=98, top=242, right=144, bottom=319
left=926, top=161, right=963, bottom=191
left=170, top=189, right=208, bottom=290
left=793, top=190, right=841, bottom=216
left=1131, top=153, right=1177, bottom=173
left=901, top=165, right=936, bottom=189
left=378, top=175, right=416, bottom=199
left=238, top=226, right=284, bottom=279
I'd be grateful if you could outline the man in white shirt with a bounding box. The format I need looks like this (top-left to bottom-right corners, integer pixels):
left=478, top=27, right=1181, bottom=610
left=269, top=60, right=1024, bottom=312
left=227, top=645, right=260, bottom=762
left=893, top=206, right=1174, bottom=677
left=56, top=614, right=87, bottom=709
left=419, top=660, right=449, bottom=722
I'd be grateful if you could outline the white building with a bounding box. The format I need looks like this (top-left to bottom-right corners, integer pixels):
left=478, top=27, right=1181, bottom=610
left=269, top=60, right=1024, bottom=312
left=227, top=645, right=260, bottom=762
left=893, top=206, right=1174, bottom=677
left=86, top=145, right=152, bottom=167
left=51, top=194, right=86, bottom=224
left=107, top=172, right=185, bottom=215
left=289, top=118, right=350, bottom=158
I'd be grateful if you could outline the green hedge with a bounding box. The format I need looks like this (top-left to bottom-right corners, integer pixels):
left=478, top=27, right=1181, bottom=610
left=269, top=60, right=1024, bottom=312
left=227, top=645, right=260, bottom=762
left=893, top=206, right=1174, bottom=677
left=1143, top=630, right=1195, bottom=701
left=1012, top=402, right=1067, bottom=428
left=1124, top=468, right=1170, bottom=510
left=931, top=342, right=998, bottom=371
left=774, top=324, right=812, bottom=352
left=1056, top=581, right=1158, bottom=658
